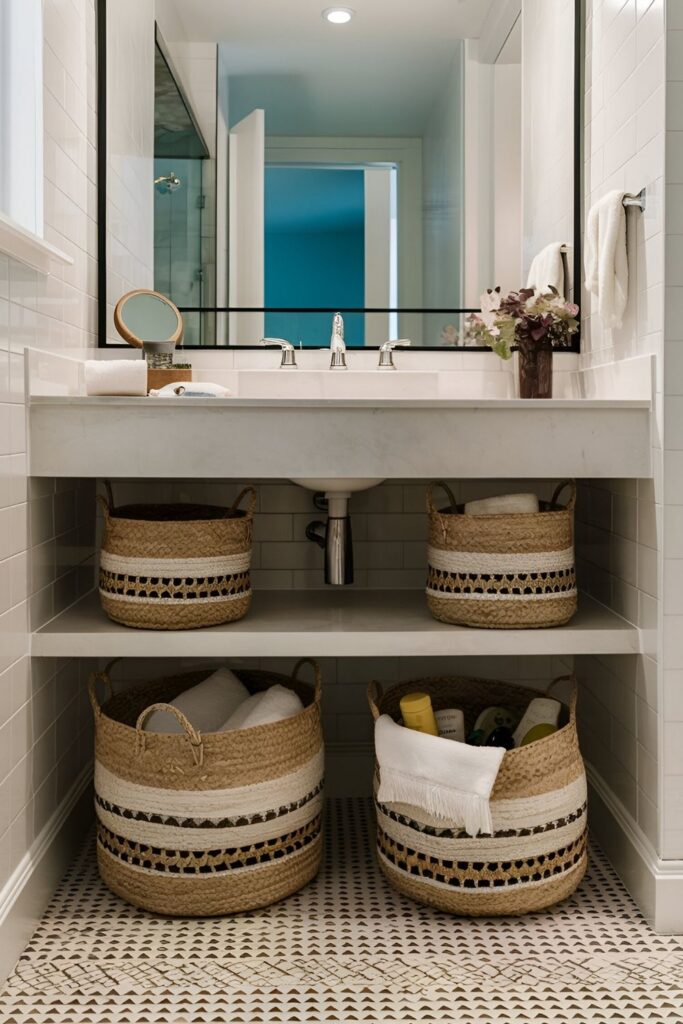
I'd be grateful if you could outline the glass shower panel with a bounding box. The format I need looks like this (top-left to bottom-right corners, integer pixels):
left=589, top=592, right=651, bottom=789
left=154, top=157, right=204, bottom=345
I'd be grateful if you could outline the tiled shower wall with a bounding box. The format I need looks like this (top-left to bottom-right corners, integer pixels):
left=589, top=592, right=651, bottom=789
left=577, top=0, right=666, bottom=855
left=0, top=0, right=98, bottom=897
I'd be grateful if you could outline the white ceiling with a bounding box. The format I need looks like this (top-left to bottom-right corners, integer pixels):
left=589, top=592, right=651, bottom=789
left=169, top=0, right=500, bottom=136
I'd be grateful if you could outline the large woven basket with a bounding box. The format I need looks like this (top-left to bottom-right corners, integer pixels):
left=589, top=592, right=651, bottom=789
left=368, top=674, right=587, bottom=916
left=97, top=482, right=256, bottom=630
left=426, top=481, right=577, bottom=628
left=89, top=659, right=324, bottom=916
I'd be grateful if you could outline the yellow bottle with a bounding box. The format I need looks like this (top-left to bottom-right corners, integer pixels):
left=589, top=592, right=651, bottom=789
left=400, top=692, right=439, bottom=736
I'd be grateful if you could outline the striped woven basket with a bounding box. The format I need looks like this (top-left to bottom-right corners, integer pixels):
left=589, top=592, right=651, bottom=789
left=97, top=482, right=256, bottom=630
left=89, top=659, right=324, bottom=916
left=426, top=481, right=577, bottom=628
left=368, top=674, right=587, bottom=916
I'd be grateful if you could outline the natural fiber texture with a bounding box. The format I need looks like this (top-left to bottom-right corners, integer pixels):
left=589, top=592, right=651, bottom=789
left=368, top=674, right=587, bottom=916
left=426, top=481, right=577, bottom=629
left=97, top=484, right=256, bottom=630
left=89, top=660, right=324, bottom=916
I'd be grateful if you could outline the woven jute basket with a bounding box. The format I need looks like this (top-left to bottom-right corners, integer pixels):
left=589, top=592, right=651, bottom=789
left=426, top=480, right=577, bottom=628
left=89, top=658, right=324, bottom=917
left=97, top=482, right=256, bottom=630
left=368, top=674, right=587, bottom=916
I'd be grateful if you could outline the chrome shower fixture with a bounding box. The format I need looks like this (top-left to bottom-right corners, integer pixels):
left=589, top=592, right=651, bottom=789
left=154, top=171, right=182, bottom=194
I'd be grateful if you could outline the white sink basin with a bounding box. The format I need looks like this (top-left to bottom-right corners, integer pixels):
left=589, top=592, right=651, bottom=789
left=291, top=477, right=384, bottom=493
left=236, top=369, right=440, bottom=401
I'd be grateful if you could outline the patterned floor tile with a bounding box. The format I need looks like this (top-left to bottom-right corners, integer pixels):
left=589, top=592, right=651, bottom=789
left=1, top=798, right=682, bottom=1023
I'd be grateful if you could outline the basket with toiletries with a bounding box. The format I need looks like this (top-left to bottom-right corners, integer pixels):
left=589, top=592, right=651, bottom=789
left=426, top=481, right=577, bottom=628
left=368, top=674, right=587, bottom=916
left=97, top=482, right=256, bottom=630
left=89, top=658, right=324, bottom=916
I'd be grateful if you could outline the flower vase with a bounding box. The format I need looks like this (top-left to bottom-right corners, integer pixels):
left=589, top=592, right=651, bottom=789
left=518, top=346, right=553, bottom=399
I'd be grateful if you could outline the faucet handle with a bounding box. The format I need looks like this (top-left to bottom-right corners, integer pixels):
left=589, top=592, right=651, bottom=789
left=378, top=339, right=411, bottom=369
left=259, top=337, right=297, bottom=369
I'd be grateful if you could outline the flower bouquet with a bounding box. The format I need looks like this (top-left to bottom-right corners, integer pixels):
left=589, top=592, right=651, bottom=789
left=466, top=287, right=579, bottom=398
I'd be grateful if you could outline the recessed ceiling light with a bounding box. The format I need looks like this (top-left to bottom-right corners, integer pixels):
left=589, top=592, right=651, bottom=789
left=322, top=7, right=354, bottom=24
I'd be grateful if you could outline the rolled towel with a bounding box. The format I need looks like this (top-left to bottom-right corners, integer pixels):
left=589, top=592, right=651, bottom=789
left=143, top=667, right=249, bottom=734
left=85, top=359, right=147, bottom=397
left=464, top=493, right=539, bottom=516
left=220, top=683, right=303, bottom=732
left=375, top=714, right=506, bottom=837
left=149, top=381, right=231, bottom=398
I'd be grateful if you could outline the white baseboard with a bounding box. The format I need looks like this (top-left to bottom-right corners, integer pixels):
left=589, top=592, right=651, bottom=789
left=588, top=767, right=683, bottom=933
left=0, top=767, right=93, bottom=984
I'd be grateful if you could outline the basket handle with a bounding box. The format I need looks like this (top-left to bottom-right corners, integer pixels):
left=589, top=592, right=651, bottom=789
left=87, top=658, right=122, bottom=718
left=545, top=674, right=578, bottom=722
left=426, top=481, right=457, bottom=515
left=550, top=480, right=576, bottom=510
left=96, top=480, right=115, bottom=518
left=228, top=486, right=257, bottom=518
left=290, top=658, right=322, bottom=703
left=135, top=703, right=204, bottom=767
left=367, top=680, right=384, bottom=722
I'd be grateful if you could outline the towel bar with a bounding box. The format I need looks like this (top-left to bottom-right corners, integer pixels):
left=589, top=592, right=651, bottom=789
left=623, top=188, right=646, bottom=211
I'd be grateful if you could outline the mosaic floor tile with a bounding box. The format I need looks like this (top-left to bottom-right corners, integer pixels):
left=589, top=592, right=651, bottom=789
left=1, top=797, right=683, bottom=1022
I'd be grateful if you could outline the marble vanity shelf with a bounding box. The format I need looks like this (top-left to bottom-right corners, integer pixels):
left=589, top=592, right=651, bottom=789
left=32, top=590, right=639, bottom=658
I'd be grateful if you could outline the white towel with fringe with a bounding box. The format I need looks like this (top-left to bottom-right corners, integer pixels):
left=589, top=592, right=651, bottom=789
left=220, top=683, right=304, bottom=732
left=526, top=242, right=566, bottom=297
left=584, top=189, right=628, bottom=329
left=375, top=714, right=506, bottom=837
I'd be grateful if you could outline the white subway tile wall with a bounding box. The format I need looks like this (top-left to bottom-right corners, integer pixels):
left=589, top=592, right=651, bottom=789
left=0, top=0, right=98, bottom=894
left=580, top=0, right=665, bottom=854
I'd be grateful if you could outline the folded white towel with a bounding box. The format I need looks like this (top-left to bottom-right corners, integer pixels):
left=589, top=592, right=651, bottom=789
left=220, top=684, right=304, bottom=732
left=84, top=359, right=147, bottom=397
left=464, top=493, right=539, bottom=516
left=526, top=242, right=567, bottom=297
left=143, top=667, right=249, bottom=734
left=375, top=714, right=505, bottom=837
left=584, top=190, right=628, bottom=329
left=149, top=382, right=231, bottom=397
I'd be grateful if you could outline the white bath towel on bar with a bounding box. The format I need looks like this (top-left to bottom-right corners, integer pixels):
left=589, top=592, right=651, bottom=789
left=584, top=190, right=628, bottom=329
left=375, top=714, right=506, bottom=837
left=526, top=242, right=566, bottom=296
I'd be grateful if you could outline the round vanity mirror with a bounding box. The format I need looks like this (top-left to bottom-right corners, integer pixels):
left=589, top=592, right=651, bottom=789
left=113, top=289, right=184, bottom=348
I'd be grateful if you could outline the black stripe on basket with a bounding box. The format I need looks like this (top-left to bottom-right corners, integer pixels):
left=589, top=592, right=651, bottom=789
left=98, top=815, right=322, bottom=875
left=378, top=829, right=586, bottom=889
left=375, top=800, right=587, bottom=840
left=95, top=779, right=324, bottom=829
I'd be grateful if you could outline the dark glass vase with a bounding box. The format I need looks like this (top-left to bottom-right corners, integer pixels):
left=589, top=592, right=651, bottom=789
left=518, top=345, right=553, bottom=399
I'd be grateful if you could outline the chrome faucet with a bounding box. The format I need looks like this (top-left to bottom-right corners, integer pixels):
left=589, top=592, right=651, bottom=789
left=259, top=337, right=297, bottom=368
left=329, top=312, right=347, bottom=370
left=378, top=339, right=411, bottom=370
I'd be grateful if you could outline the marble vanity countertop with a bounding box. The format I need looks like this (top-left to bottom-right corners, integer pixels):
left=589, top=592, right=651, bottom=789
left=28, top=394, right=651, bottom=409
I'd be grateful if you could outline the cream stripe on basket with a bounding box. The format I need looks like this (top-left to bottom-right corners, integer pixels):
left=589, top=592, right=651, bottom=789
left=100, top=550, right=252, bottom=577
left=95, top=748, right=324, bottom=819
left=96, top=791, right=324, bottom=850
left=101, top=591, right=248, bottom=606
left=427, top=545, right=575, bottom=575
left=377, top=773, right=587, bottom=834
left=425, top=589, right=576, bottom=602
left=376, top=804, right=586, bottom=863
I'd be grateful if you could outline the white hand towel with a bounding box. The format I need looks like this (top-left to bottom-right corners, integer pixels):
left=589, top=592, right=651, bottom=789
left=584, top=190, right=628, bottom=329
left=464, top=493, right=539, bottom=516
left=220, top=684, right=304, bottom=732
left=149, top=381, right=231, bottom=397
left=375, top=714, right=506, bottom=837
left=84, top=359, right=147, bottom=397
left=526, top=242, right=566, bottom=296
left=143, top=667, right=249, bottom=734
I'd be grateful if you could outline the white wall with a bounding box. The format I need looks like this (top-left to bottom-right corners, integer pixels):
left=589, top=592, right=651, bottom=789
left=105, top=0, right=155, bottom=340
left=493, top=63, right=522, bottom=291
left=0, top=0, right=98, bottom=976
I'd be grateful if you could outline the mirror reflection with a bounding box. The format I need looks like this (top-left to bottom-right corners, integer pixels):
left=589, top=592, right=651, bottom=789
left=103, top=0, right=578, bottom=347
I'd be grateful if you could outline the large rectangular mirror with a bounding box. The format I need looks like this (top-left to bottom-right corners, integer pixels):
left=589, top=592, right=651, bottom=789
left=98, top=0, right=581, bottom=348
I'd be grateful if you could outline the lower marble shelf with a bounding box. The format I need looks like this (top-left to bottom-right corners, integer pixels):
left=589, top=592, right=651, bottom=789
left=31, top=590, right=640, bottom=658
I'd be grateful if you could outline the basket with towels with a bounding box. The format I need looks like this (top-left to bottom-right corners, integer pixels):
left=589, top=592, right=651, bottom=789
left=97, top=482, right=256, bottom=630
left=368, top=674, right=587, bottom=916
left=426, top=481, right=577, bottom=629
left=89, top=658, right=324, bottom=916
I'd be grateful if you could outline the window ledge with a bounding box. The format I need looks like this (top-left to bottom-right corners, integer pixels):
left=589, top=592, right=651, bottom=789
left=0, top=211, right=73, bottom=274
